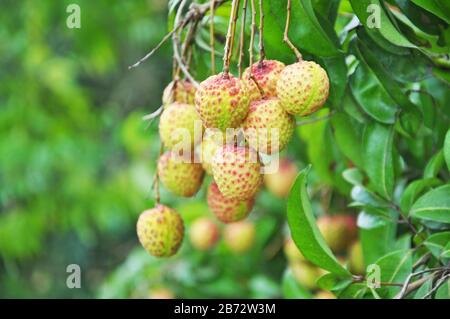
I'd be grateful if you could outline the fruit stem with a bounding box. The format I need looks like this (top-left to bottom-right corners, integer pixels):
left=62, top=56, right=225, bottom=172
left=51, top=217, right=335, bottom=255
left=258, top=0, right=265, bottom=63
left=209, top=0, right=216, bottom=74
left=283, top=0, right=303, bottom=61
left=223, top=0, right=240, bottom=75
left=153, top=143, right=164, bottom=205
left=248, top=0, right=256, bottom=68
left=237, top=0, right=248, bottom=78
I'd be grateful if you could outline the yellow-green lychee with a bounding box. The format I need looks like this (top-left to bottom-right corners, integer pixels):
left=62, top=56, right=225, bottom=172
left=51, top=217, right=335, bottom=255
left=198, top=129, right=225, bottom=175
left=242, top=98, right=295, bottom=154
left=136, top=205, right=184, bottom=257
left=148, top=287, right=175, bottom=299
left=158, top=151, right=204, bottom=197
left=264, top=158, right=298, bottom=198
left=159, top=102, right=203, bottom=150
left=283, top=237, right=307, bottom=263
left=276, top=61, right=329, bottom=116
left=243, top=60, right=285, bottom=101
left=189, top=217, right=220, bottom=250
left=290, top=262, right=321, bottom=290
left=223, top=220, right=256, bottom=253
left=212, top=145, right=262, bottom=200
left=195, top=73, right=250, bottom=131
left=162, top=80, right=196, bottom=107
left=207, top=181, right=254, bottom=223
left=314, top=291, right=336, bottom=299
left=349, top=241, right=365, bottom=275
left=317, top=214, right=357, bottom=253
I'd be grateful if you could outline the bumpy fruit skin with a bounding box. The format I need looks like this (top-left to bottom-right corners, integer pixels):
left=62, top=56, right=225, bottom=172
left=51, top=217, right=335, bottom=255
left=212, top=145, right=262, bottom=200
left=317, top=214, right=357, bottom=253
left=159, top=103, right=203, bottom=150
left=223, top=221, right=256, bottom=253
left=148, top=287, right=175, bottom=299
left=195, top=73, right=250, bottom=131
left=158, top=151, right=204, bottom=197
left=314, top=291, right=336, bottom=299
left=284, top=237, right=306, bottom=263
left=198, top=130, right=225, bottom=175
left=189, top=217, right=220, bottom=250
left=264, top=158, right=298, bottom=197
left=136, top=205, right=184, bottom=257
left=276, top=61, right=329, bottom=116
left=242, top=98, right=295, bottom=154
left=243, top=60, right=285, bottom=101
left=162, top=80, right=196, bottom=107
left=290, top=262, right=321, bottom=290
left=349, top=241, right=365, bottom=275
left=207, top=181, right=254, bottom=223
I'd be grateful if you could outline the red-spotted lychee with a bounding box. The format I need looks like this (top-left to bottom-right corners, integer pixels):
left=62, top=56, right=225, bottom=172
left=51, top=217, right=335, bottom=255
left=136, top=205, right=184, bottom=257
left=158, top=151, right=204, bottom=197
left=223, top=220, right=256, bottom=253
left=242, top=98, right=295, bottom=154
left=207, top=181, right=254, bottom=223
left=198, top=129, right=225, bottom=175
left=212, top=145, right=262, bottom=200
left=243, top=60, right=285, bottom=101
left=189, top=217, right=220, bottom=250
left=159, top=103, right=203, bottom=150
left=276, top=61, right=329, bottom=116
left=317, top=214, right=357, bottom=253
left=162, top=80, right=196, bottom=107
left=264, top=158, right=298, bottom=197
left=195, top=73, right=249, bottom=131
left=290, top=262, right=321, bottom=290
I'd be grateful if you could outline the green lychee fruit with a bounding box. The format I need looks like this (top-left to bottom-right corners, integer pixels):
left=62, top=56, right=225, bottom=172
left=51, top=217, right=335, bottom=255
left=159, top=102, right=203, bottom=150
left=162, top=80, right=196, bottom=107
left=317, top=214, right=357, bottom=253
left=264, top=158, right=298, bottom=198
left=314, top=291, right=336, bottom=299
left=223, top=220, right=256, bottom=253
left=242, top=98, right=295, bottom=154
left=148, top=287, right=175, bottom=299
left=276, top=61, right=329, bottom=116
left=195, top=73, right=250, bottom=131
left=207, top=181, right=254, bottom=223
left=136, top=205, right=184, bottom=257
left=243, top=60, right=285, bottom=101
left=283, top=237, right=307, bottom=263
left=158, top=151, right=204, bottom=197
left=198, top=129, right=225, bottom=175
left=189, top=217, right=220, bottom=250
left=212, top=145, right=262, bottom=200
left=349, top=241, right=365, bottom=275
left=290, top=262, right=321, bottom=290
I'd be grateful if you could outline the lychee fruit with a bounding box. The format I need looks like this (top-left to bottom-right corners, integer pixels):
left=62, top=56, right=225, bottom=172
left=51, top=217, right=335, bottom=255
left=242, top=60, right=285, bottom=101
left=283, top=237, right=307, bottom=263
left=162, top=80, right=196, bottom=107
left=242, top=98, right=295, bottom=154
left=349, top=241, right=365, bottom=275
left=158, top=151, right=204, bottom=197
left=276, top=61, right=329, bottom=116
left=148, top=287, right=175, bottom=299
left=223, top=220, right=256, bottom=253
left=290, top=262, right=321, bottom=290
left=207, top=181, right=254, bottom=223
left=159, top=102, right=203, bottom=150
left=317, top=214, right=357, bottom=253
left=195, top=73, right=250, bottom=131
left=198, top=129, right=225, bottom=175
left=264, top=158, right=298, bottom=198
left=189, top=217, right=220, bottom=250
left=136, top=205, right=184, bottom=257
left=212, top=145, right=262, bottom=200
left=314, top=291, right=336, bottom=299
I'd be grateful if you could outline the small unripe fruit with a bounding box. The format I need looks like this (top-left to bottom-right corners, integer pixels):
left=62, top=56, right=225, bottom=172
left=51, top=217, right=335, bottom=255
left=207, top=181, right=254, bottom=223
left=242, top=98, right=295, bottom=154
left=189, top=217, right=220, bottom=250
left=243, top=60, right=285, bottom=101
left=314, top=291, right=335, bottom=299
left=212, top=145, right=262, bottom=200
left=195, top=73, right=250, bottom=131
left=158, top=151, right=204, bottom=197
left=283, top=237, right=306, bottom=263
left=349, top=241, right=365, bottom=275
left=159, top=103, right=203, bottom=150
left=317, top=214, right=357, bottom=253
left=137, top=205, right=184, bottom=257
left=162, top=80, right=196, bottom=107
left=148, top=287, right=175, bottom=299
left=198, top=130, right=225, bottom=175
left=223, top=221, right=256, bottom=253
left=290, top=262, right=321, bottom=290
left=276, top=61, right=329, bottom=116
left=264, top=158, right=298, bottom=198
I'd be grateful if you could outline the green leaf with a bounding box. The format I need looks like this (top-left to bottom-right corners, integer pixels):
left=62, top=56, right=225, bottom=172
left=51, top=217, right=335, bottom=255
left=320, top=55, right=348, bottom=108
left=360, top=221, right=397, bottom=265
left=444, top=129, right=450, bottom=172
left=375, top=249, right=413, bottom=298
left=287, top=166, right=351, bottom=277
left=424, top=231, right=450, bottom=260
left=282, top=269, right=313, bottom=299
left=410, top=0, right=450, bottom=24
left=317, top=272, right=352, bottom=291
left=424, top=150, right=445, bottom=178
left=435, top=280, right=450, bottom=299
left=343, top=168, right=364, bottom=187
left=410, top=184, right=450, bottom=223
left=399, top=178, right=443, bottom=213
left=362, top=123, right=395, bottom=200
left=331, top=112, right=363, bottom=167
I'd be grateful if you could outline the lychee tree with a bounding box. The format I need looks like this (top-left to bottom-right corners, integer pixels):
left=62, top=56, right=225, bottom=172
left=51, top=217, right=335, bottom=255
left=126, top=0, right=450, bottom=299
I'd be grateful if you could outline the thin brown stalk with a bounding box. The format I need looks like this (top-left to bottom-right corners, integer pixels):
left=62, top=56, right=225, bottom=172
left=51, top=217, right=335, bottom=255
left=258, top=0, right=265, bottom=63
left=284, top=0, right=303, bottom=61
left=238, top=0, right=248, bottom=77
